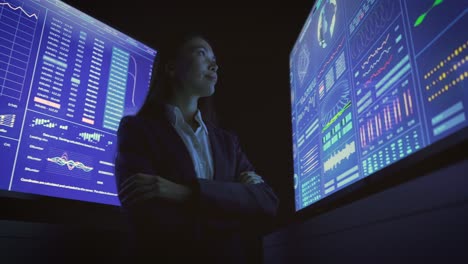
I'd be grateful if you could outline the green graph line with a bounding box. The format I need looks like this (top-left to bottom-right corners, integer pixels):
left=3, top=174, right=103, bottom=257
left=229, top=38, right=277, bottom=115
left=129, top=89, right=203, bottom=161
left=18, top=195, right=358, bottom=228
left=414, top=0, right=444, bottom=27
left=322, top=101, right=351, bottom=132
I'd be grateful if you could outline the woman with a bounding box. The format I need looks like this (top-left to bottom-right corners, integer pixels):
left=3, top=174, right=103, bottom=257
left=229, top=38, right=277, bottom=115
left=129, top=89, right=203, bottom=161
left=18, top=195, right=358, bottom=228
left=115, top=32, right=279, bottom=263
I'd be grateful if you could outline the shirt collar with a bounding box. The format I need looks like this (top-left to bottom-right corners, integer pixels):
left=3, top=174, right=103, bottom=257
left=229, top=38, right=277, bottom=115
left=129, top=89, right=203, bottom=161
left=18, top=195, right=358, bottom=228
left=164, top=104, right=209, bottom=134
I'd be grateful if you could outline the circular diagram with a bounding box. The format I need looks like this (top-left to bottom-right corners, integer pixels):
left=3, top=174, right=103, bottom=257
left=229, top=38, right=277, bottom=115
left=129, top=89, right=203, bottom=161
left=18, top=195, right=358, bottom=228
left=317, top=0, right=337, bottom=48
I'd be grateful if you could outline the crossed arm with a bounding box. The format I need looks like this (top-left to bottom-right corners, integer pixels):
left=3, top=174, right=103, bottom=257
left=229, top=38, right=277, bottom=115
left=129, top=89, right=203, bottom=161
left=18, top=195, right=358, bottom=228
left=118, top=171, right=265, bottom=206
left=115, top=117, right=279, bottom=219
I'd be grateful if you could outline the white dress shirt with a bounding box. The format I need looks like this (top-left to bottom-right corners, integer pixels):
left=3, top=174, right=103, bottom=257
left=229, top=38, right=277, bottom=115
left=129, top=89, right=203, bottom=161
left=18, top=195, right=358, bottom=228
left=164, top=104, right=214, bottom=180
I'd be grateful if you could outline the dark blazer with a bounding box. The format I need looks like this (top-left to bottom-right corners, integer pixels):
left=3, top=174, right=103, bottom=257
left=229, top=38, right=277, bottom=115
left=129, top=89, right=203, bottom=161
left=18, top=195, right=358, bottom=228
left=115, top=108, right=279, bottom=263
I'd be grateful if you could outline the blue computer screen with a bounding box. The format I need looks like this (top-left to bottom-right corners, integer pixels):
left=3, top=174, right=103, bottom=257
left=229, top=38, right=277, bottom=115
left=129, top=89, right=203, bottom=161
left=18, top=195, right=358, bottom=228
left=290, top=0, right=467, bottom=211
left=0, top=0, right=156, bottom=205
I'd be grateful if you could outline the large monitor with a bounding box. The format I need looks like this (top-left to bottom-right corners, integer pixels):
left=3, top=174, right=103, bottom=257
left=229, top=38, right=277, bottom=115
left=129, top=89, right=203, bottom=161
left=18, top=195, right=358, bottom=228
left=290, top=0, right=467, bottom=211
left=0, top=0, right=156, bottom=206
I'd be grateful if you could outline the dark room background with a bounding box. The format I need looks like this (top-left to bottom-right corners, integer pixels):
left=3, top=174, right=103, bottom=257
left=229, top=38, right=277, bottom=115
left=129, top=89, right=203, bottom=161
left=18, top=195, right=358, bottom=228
left=57, top=0, right=316, bottom=221
left=2, top=1, right=467, bottom=263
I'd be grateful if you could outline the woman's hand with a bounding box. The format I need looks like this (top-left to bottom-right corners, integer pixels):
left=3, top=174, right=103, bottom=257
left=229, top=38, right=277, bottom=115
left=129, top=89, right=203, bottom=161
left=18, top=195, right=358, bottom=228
left=119, top=173, right=192, bottom=207
left=239, top=171, right=264, bottom=185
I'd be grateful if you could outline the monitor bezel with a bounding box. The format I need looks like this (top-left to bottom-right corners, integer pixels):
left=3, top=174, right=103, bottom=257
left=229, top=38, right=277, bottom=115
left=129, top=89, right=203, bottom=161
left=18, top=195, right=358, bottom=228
left=288, top=0, right=468, bottom=220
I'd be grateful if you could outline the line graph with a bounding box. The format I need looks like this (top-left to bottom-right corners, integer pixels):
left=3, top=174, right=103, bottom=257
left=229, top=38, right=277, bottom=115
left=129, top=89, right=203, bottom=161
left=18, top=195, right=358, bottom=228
left=296, top=79, right=319, bottom=135
left=354, top=19, right=409, bottom=115
left=298, top=90, right=316, bottom=123
left=350, top=0, right=398, bottom=61
left=322, top=101, right=351, bottom=132
left=297, top=104, right=310, bottom=124
left=320, top=78, right=351, bottom=130
left=364, top=54, right=393, bottom=88
left=361, top=33, right=390, bottom=70
left=129, top=55, right=138, bottom=107
left=363, top=47, right=392, bottom=77
left=322, top=111, right=353, bottom=152
left=317, top=37, right=345, bottom=80
left=0, top=2, right=38, bottom=19
left=47, top=152, right=93, bottom=172
left=0, top=0, right=40, bottom=101
left=46, top=148, right=94, bottom=180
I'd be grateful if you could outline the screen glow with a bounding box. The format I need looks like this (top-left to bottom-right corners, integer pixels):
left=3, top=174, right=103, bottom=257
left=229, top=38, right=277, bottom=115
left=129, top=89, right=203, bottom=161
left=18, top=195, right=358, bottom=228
left=290, top=0, right=467, bottom=211
left=0, top=0, right=156, bottom=205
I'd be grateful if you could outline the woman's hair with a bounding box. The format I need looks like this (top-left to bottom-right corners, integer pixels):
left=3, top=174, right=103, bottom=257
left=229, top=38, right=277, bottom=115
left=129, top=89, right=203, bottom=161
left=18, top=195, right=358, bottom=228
left=136, top=31, right=218, bottom=125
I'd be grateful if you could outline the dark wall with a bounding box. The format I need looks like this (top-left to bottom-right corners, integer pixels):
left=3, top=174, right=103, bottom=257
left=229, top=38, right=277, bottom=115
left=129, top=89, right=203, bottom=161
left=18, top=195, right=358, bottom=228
left=0, top=192, right=128, bottom=262
left=0, top=219, right=126, bottom=263
left=264, top=153, right=468, bottom=263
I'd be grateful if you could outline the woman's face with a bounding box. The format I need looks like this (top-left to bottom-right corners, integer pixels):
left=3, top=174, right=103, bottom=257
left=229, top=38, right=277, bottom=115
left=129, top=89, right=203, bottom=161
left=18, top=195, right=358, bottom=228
left=172, top=37, right=218, bottom=98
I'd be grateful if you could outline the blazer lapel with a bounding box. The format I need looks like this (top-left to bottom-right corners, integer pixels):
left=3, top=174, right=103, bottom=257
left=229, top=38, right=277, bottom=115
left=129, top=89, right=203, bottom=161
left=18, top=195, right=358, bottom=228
left=152, top=115, right=198, bottom=183
left=206, top=123, right=225, bottom=182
